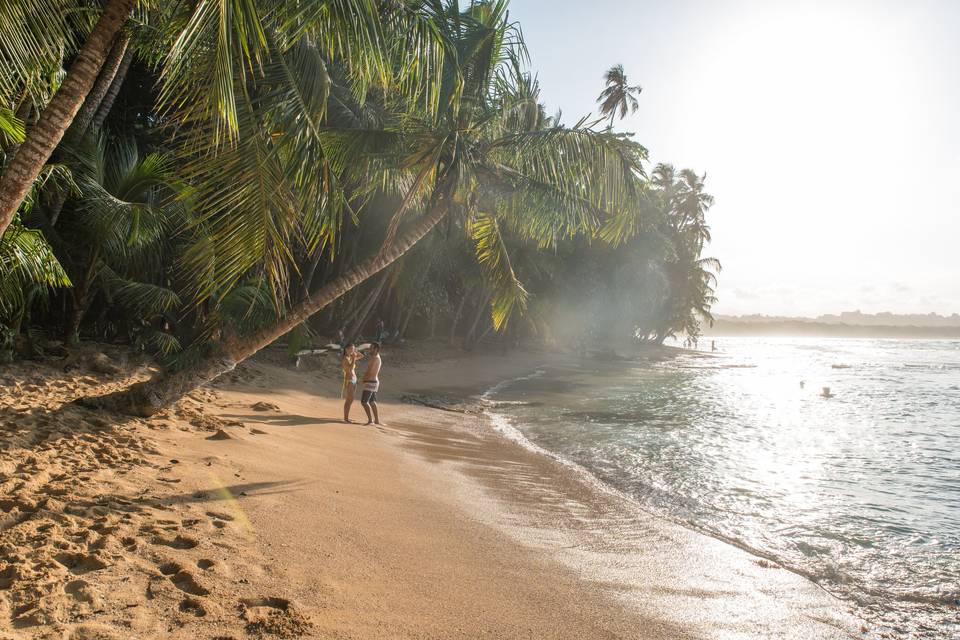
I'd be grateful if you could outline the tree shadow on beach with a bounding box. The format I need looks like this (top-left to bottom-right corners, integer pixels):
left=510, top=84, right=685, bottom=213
left=218, top=412, right=346, bottom=427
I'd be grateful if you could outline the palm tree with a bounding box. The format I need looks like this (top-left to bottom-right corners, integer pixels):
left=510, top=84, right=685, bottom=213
left=650, top=165, right=719, bottom=342
left=0, top=217, right=70, bottom=346
left=0, top=0, right=431, bottom=236
left=597, top=64, right=641, bottom=128
left=58, top=133, right=178, bottom=346
left=89, top=0, right=647, bottom=416
left=0, top=0, right=138, bottom=237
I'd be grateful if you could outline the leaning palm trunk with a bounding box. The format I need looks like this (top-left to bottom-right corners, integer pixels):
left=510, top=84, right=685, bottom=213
left=66, top=34, right=131, bottom=145
left=90, top=47, right=134, bottom=132
left=0, top=0, right=137, bottom=236
left=50, top=36, right=131, bottom=228
left=90, top=203, right=450, bottom=417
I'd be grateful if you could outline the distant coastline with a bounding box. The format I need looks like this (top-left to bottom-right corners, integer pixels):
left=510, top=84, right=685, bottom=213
left=705, top=311, right=960, bottom=338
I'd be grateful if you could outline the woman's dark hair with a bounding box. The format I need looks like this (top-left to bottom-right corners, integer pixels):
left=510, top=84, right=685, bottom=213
left=341, top=342, right=354, bottom=357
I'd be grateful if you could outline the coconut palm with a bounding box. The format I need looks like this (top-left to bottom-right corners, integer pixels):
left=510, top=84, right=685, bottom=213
left=0, top=0, right=441, bottom=237
left=88, top=0, right=646, bottom=415
left=57, top=132, right=179, bottom=346
left=0, top=217, right=70, bottom=341
left=650, top=165, right=719, bottom=342
left=0, top=0, right=138, bottom=237
left=597, top=64, right=641, bottom=128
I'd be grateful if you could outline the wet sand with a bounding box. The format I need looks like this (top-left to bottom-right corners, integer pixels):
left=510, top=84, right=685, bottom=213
left=0, top=344, right=867, bottom=638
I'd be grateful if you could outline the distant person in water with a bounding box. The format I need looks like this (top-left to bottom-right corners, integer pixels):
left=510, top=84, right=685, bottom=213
left=341, top=343, right=363, bottom=423
left=711, top=340, right=716, bottom=352
left=361, top=342, right=382, bottom=425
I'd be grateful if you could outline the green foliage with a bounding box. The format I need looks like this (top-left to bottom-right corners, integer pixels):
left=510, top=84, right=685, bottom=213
left=0, top=0, right=94, bottom=110
left=0, top=218, right=70, bottom=324
left=468, top=211, right=526, bottom=330
left=0, top=106, right=25, bottom=144
left=0, top=0, right=719, bottom=362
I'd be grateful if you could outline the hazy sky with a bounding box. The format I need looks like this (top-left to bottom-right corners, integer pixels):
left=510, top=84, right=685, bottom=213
left=509, top=0, right=960, bottom=316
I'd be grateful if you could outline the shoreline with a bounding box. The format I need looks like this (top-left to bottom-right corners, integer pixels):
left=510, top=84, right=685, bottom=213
left=378, top=347, right=866, bottom=638
left=479, top=363, right=856, bottom=615
left=0, top=342, right=868, bottom=638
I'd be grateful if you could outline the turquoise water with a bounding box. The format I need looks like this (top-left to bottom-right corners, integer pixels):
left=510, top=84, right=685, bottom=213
left=486, top=338, right=960, bottom=638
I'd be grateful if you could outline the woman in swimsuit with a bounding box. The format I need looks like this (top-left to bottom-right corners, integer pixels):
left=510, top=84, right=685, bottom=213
left=341, top=343, right=363, bottom=423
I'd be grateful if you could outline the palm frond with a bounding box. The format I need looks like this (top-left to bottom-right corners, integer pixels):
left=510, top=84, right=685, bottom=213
left=99, top=265, right=181, bottom=316
left=483, top=125, right=646, bottom=247
left=0, top=0, right=93, bottom=106
left=467, top=210, right=526, bottom=330
left=0, top=220, right=71, bottom=317
left=0, top=106, right=25, bottom=144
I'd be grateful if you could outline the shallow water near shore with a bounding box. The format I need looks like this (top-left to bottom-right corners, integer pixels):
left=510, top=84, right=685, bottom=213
left=484, top=338, right=960, bottom=638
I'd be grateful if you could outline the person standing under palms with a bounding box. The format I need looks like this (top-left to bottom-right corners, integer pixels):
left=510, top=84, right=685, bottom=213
left=341, top=343, right=363, bottom=423
left=360, top=343, right=382, bottom=425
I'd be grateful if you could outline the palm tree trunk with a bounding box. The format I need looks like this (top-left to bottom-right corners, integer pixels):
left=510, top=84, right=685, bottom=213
left=399, top=305, right=417, bottom=337
left=347, top=269, right=390, bottom=341
left=448, top=287, right=470, bottom=345
left=44, top=31, right=132, bottom=228
left=65, top=33, right=130, bottom=145
left=90, top=202, right=450, bottom=416
left=300, top=248, right=326, bottom=299
left=464, top=295, right=491, bottom=350
left=65, top=250, right=101, bottom=345
left=90, top=47, right=134, bottom=131
left=0, top=0, right=136, bottom=237
left=64, top=287, right=90, bottom=346
left=393, top=250, right=434, bottom=338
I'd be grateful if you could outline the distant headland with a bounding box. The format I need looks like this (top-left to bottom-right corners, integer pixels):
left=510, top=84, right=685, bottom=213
left=705, top=311, right=960, bottom=338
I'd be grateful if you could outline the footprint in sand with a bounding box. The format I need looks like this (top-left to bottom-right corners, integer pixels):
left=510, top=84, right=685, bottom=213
left=53, top=552, right=108, bottom=575
left=171, top=570, right=209, bottom=596
left=151, top=534, right=199, bottom=550
left=206, top=511, right=235, bottom=529
left=240, top=597, right=312, bottom=637
left=206, top=511, right=234, bottom=522
left=179, top=597, right=207, bottom=617
left=64, top=578, right=101, bottom=608
left=197, top=559, right=216, bottom=571
left=0, top=564, right=16, bottom=588
left=63, top=624, right=122, bottom=639
left=157, top=561, right=211, bottom=596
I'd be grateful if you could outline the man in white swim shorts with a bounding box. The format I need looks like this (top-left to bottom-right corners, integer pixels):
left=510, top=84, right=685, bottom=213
left=360, top=342, right=382, bottom=425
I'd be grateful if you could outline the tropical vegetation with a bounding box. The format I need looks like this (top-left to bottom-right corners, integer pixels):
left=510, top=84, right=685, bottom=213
left=0, top=0, right=719, bottom=414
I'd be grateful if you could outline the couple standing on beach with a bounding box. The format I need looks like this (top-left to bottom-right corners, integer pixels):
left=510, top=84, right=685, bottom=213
left=341, top=343, right=382, bottom=425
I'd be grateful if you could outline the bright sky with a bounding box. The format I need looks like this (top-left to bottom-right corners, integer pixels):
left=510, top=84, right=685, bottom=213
left=509, top=0, right=960, bottom=317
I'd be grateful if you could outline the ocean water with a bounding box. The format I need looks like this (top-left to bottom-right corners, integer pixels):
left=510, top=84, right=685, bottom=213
left=484, top=338, right=960, bottom=638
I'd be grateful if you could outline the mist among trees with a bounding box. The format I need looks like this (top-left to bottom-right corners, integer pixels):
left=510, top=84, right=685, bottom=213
left=0, top=0, right=719, bottom=413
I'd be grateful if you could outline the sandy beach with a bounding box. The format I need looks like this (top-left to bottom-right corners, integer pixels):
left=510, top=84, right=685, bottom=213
left=0, top=343, right=868, bottom=639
